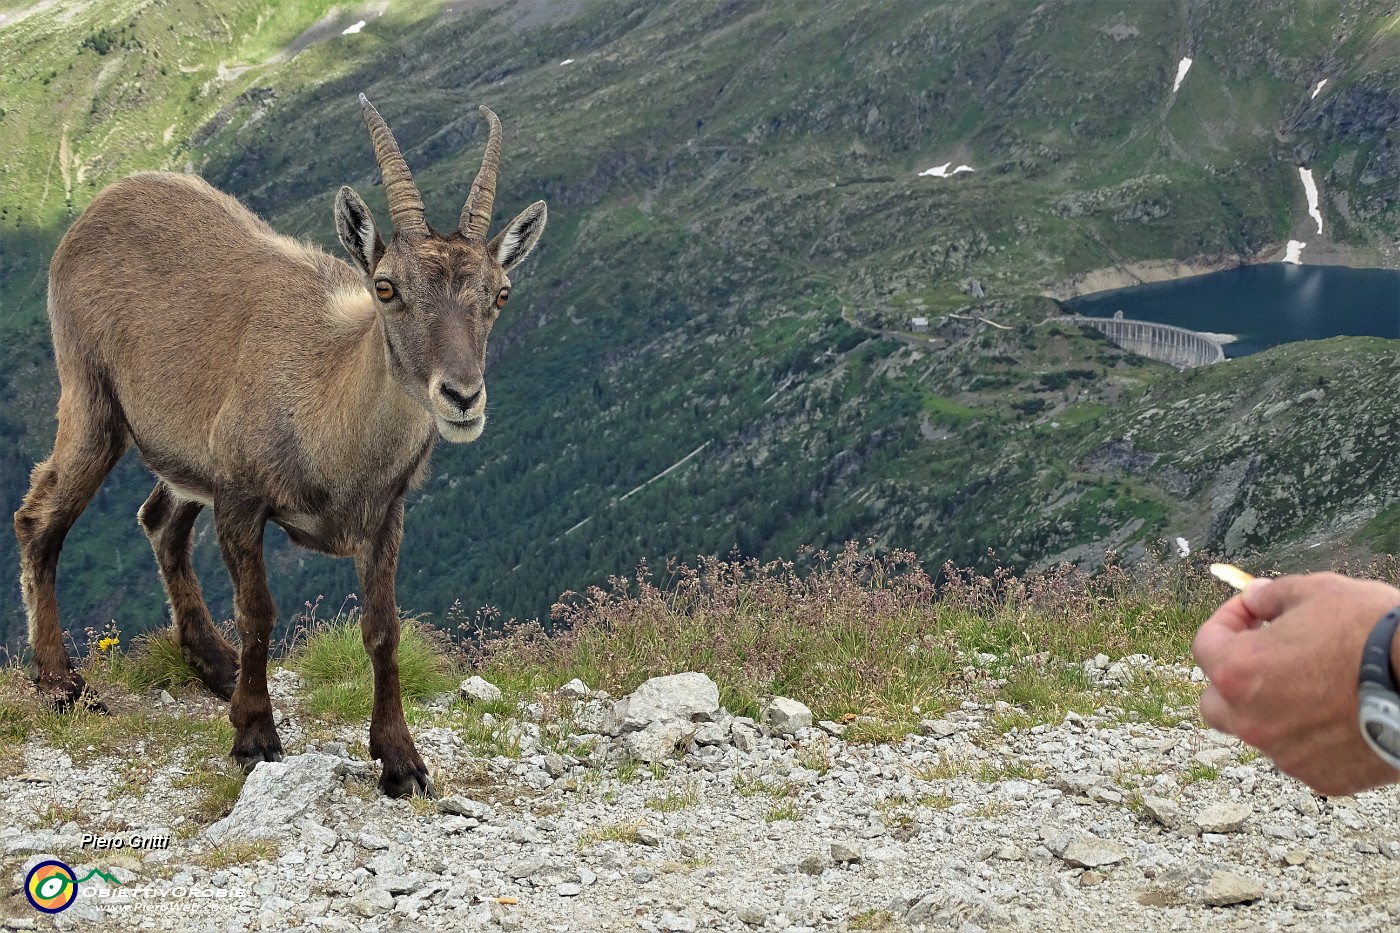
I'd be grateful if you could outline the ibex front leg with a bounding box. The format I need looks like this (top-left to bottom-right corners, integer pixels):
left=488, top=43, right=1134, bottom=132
left=214, top=492, right=283, bottom=769
left=358, top=499, right=432, bottom=797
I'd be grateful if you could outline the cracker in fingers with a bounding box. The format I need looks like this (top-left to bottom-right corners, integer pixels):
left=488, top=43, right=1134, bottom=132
left=1210, top=563, right=1255, bottom=591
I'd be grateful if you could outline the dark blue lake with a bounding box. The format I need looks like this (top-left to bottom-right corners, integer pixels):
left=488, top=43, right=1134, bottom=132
left=1065, top=264, right=1400, bottom=357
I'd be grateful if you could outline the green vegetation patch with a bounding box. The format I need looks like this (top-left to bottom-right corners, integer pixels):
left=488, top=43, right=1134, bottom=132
left=288, top=611, right=459, bottom=722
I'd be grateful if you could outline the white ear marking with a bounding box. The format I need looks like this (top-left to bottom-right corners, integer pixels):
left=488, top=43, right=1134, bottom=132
left=494, top=231, right=522, bottom=267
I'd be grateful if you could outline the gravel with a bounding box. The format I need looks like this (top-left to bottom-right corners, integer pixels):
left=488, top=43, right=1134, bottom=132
left=5, top=664, right=1400, bottom=932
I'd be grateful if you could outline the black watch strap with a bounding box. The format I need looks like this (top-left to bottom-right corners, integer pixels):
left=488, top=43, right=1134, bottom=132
left=1360, top=607, right=1400, bottom=692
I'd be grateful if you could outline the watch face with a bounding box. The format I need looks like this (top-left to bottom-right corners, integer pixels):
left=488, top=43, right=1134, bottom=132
left=1365, top=719, right=1400, bottom=753
left=1360, top=690, right=1400, bottom=767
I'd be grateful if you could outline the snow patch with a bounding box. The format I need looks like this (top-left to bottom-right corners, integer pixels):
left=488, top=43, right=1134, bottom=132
left=1299, top=168, right=1323, bottom=235
left=1310, top=78, right=1328, bottom=100
left=560, top=58, right=574, bottom=66
left=1171, top=57, right=1192, bottom=94
left=918, top=162, right=974, bottom=178
left=342, top=20, right=366, bottom=35
left=1283, top=240, right=1306, bottom=264
left=1175, top=537, right=1191, bottom=558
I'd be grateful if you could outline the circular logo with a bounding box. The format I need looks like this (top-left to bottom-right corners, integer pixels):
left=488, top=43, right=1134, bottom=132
left=25, top=860, right=77, bottom=913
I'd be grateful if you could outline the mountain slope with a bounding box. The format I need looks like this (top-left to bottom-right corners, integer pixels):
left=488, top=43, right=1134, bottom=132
left=0, top=0, right=1397, bottom=647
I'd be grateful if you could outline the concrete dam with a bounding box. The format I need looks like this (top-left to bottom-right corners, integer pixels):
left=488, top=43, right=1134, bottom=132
left=1051, top=313, right=1225, bottom=369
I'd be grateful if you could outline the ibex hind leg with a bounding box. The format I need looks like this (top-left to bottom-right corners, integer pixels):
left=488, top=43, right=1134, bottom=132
left=138, top=483, right=238, bottom=700
left=14, top=382, right=128, bottom=709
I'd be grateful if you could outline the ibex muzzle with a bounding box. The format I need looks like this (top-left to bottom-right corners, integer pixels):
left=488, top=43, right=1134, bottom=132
left=13, top=95, right=546, bottom=797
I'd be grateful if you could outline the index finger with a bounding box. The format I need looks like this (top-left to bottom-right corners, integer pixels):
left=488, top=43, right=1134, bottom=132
left=1192, top=594, right=1265, bottom=674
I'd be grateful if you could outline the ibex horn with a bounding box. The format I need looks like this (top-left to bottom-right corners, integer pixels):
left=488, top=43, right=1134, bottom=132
left=459, top=105, right=502, bottom=241
left=358, top=94, right=428, bottom=237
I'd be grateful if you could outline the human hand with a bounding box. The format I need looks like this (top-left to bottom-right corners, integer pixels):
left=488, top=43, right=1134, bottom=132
left=1192, top=572, right=1400, bottom=796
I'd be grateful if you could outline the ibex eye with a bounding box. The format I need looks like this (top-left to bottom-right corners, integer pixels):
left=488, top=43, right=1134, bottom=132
left=375, top=280, right=395, bottom=301
left=495, top=287, right=510, bottom=309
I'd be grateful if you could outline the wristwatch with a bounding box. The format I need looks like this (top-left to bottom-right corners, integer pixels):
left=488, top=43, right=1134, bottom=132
left=1358, top=607, right=1400, bottom=769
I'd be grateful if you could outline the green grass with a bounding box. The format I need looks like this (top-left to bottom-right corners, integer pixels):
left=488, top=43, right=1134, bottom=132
left=102, top=628, right=207, bottom=694
left=645, top=783, right=700, bottom=813
left=578, top=821, right=643, bottom=848
left=288, top=611, right=459, bottom=722
left=1358, top=502, right=1400, bottom=554
left=460, top=547, right=1348, bottom=743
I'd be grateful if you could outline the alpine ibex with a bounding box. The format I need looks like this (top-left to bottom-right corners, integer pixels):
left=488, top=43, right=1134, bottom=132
left=13, top=95, right=546, bottom=797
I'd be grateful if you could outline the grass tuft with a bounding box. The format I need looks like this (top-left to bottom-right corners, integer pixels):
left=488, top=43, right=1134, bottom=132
left=288, top=610, right=459, bottom=722
left=578, top=820, right=643, bottom=848
left=104, top=629, right=205, bottom=694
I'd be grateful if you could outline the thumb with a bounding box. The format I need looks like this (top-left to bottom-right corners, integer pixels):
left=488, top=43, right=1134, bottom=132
left=1192, top=594, right=1262, bottom=673
left=1239, top=574, right=1301, bottom=622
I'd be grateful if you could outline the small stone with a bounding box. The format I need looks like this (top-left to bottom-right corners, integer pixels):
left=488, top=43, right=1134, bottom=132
left=557, top=882, right=582, bottom=897
left=543, top=753, right=568, bottom=778
left=830, top=842, right=863, bottom=864
left=358, top=831, right=391, bottom=850
left=636, top=825, right=663, bottom=846
left=351, top=886, right=395, bottom=916
left=1059, top=836, right=1129, bottom=869
left=158, top=689, right=176, bottom=705
left=437, top=796, right=492, bottom=820
left=558, top=678, right=591, bottom=699
left=1079, top=870, right=1105, bottom=887
left=692, top=721, right=731, bottom=746
left=817, top=720, right=847, bottom=737
left=798, top=853, right=826, bottom=875
left=995, top=845, right=1024, bottom=861
left=737, top=906, right=768, bottom=926
left=921, top=719, right=960, bottom=738
left=1141, top=795, right=1180, bottom=829
left=1196, top=802, right=1251, bottom=834
left=1285, top=849, right=1308, bottom=866
left=1193, top=747, right=1235, bottom=769
left=506, top=857, right=545, bottom=880
left=459, top=676, right=502, bottom=703
left=659, top=913, right=697, bottom=933
left=1201, top=869, right=1265, bottom=906
left=761, top=696, right=814, bottom=736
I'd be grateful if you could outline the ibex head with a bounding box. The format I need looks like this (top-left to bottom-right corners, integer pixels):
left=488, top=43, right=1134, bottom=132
left=334, top=95, right=546, bottom=443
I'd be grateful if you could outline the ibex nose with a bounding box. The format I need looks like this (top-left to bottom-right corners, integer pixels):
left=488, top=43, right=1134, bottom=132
left=438, top=380, right=483, bottom=414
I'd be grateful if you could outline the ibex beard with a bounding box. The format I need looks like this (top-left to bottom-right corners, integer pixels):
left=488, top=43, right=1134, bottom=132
left=13, top=94, right=546, bottom=797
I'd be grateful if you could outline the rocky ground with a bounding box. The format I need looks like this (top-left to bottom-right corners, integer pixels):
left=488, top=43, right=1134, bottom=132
left=5, top=658, right=1400, bottom=933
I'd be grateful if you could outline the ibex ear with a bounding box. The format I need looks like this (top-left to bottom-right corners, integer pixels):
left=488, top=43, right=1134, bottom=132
left=335, top=186, right=385, bottom=276
left=488, top=200, right=547, bottom=272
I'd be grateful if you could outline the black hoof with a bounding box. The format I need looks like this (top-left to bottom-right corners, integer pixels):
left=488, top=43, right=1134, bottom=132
left=202, top=665, right=238, bottom=703
left=380, top=765, right=434, bottom=799
left=36, top=672, right=103, bottom=713
left=184, top=643, right=239, bottom=702
left=80, top=691, right=110, bottom=715
left=232, top=746, right=285, bottom=772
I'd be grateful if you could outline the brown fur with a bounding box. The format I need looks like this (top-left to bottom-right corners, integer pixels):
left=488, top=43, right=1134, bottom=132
left=13, top=100, right=546, bottom=797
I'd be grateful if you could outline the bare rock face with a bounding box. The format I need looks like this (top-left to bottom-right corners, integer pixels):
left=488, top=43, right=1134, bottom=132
left=205, top=753, right=353, bottom=846
left=623, top=720, right=690, bottom=763
left=615, top=673, right=722, bottom=732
